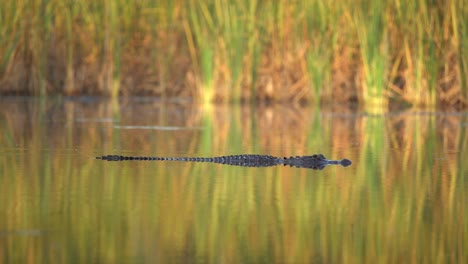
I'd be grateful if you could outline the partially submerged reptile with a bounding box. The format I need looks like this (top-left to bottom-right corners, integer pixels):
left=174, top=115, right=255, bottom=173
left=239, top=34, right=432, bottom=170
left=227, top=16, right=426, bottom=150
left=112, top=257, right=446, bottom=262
left=96, top=154, right=352, bottom=170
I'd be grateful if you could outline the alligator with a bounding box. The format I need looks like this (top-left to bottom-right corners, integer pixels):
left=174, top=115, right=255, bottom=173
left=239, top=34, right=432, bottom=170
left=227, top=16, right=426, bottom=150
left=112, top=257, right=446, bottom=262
left=96, top=154, right=352, bottom=170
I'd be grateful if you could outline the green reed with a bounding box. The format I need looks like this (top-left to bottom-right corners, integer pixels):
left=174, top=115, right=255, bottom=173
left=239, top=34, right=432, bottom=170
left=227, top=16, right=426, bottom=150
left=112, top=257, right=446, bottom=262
left=186, top=0, right=259, bottom=101
left=390, top=0, right=435, bottom=106
left=186, top=0, right=216, bottom=102
left=456, top=1, right=468, bottom=101
left=300, top=0, right=335, bottom=103
left=0, top=0, right=466, bottom=108
left=354, top=0, right=389, bottom=110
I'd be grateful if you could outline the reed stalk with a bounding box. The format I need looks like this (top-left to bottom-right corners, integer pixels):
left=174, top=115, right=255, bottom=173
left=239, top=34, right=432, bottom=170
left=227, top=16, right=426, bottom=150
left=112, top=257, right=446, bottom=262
left=301, top=0, right=336, bottom=103
left=354, top=0, right=389, bottom=111
left=186, top=0, right=216, bottom=103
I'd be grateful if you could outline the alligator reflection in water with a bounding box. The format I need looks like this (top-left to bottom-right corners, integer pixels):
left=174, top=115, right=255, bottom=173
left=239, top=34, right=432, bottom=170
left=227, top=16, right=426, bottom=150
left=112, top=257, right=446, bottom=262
left=96, top=154, right=352, bottom=170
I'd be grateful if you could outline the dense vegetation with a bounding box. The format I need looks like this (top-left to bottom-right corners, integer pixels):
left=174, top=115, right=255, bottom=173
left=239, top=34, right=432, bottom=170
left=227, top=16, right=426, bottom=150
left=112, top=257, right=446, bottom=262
left=0, top=0, right=467, bottom=108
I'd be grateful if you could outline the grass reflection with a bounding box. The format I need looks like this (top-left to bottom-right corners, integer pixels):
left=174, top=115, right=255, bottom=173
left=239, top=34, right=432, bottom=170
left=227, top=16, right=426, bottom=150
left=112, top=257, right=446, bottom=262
left=0, top=99, right=466, bottom=263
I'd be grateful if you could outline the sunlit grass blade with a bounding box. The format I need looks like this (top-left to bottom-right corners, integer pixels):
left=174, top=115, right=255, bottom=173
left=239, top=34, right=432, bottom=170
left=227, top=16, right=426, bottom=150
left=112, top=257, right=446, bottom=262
left=355, top=0, right=389, bottom=111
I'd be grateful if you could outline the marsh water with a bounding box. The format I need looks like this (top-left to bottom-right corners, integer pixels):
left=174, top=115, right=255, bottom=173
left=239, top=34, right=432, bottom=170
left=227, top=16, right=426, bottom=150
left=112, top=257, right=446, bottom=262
left=0, top=97, right=466, bottom=263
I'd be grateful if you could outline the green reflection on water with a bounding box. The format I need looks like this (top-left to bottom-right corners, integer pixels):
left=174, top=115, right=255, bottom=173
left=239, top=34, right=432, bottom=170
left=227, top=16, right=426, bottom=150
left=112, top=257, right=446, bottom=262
left=0, top=98, right=466, bottom=263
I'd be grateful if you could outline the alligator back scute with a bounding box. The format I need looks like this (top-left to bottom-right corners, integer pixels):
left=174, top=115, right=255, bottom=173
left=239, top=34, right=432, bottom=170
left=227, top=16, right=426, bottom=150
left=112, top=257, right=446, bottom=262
left=281, top=155, right=328, bottom=170
left=212, top=155, right=279, bottom=167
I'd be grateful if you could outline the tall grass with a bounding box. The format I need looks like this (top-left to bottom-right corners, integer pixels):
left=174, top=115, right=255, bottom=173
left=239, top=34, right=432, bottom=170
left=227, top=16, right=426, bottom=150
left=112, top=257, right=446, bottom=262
left=185, top=0, right=260, bottom=102
left=0, top=0, right=466, bottom=108
left=354, top=0, right=389, bottom=110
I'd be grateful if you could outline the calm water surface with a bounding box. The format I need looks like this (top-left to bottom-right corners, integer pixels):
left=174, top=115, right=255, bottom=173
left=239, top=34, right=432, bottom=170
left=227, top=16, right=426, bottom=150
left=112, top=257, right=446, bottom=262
left=0, top=97, right=466, bottom=263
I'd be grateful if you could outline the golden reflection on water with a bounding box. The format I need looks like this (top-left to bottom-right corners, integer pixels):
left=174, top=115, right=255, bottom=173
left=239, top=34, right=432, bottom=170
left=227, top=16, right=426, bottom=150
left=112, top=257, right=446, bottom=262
left=0, top=98, right=466, bottom=263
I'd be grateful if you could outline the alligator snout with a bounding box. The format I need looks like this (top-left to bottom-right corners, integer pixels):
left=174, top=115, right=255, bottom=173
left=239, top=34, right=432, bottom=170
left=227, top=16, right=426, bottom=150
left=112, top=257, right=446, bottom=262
left=340, top=159, right=352, bottom=167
